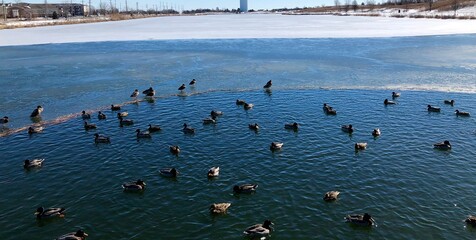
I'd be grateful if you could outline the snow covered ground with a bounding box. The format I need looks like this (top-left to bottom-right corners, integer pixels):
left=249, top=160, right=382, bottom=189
left=1, top=13, right=476, bottom=46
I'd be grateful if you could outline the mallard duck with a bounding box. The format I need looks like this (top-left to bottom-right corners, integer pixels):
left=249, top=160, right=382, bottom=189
left=30, top=105, right=43, bottom=118
left=392, top=92, right=400, bottom=98
left=244, top=103, right=254, bottom=110
left=0, top=116, right=8, bottom=124
left=182, top=123, right=195, bottom=134
left=178, top=84, right=186, bottom=91
left=189, top=79, right=196, bottom=85
left=263, top=80, right=272, bottom=89
left=24, top=159, right=44, bottom=169
left=111, top=104, right=121, bottom=111
left=243, top=220, right=273, bottom=238
left=94, top=133, right=110, bottom=143
left=345, top=213, right=375, bottom=226
left=136, top=129, right=151, bottom=138
left=130, top=89, right=139, bottom=98
left=97, top=111, right=106, bottom=120
left=170, top=145, right=180, bottom=155
left=455, top=110, right=470, bottom=117
left=465, top=215, right=476, bottom=227
left=444, top=99, right=455, bottom=106
left=160, top=168, right=179, bottom=177
left=341, top=124, right=353, bottom=133
left=118, top=116, right=134, bottom=126
left=81, top=111, right=91, bottom=119
left=203, top=116, right=216, bottom=124
left=210, top=110, right=223, bottom=118
left=56, top=229, right=88, bottom=240
left=434, top=140, right=451, bottom=150
left=148, top=124, right=161, bottom=132
left=372, top=128, right=381, bottom=137
left=384, top=99, right=396, bottom=105
left=209, top=203, right=231, bottom=214
left=122, top=179, right=146, bottom=191
left=208, top=167, right=220, bottom=178
left=270, top=142, right=284, bottom=151
left=355, top=142, right=367, bottom=150
left=427, top=105, right=441, bottom=112
left=284, top=122, right=299, bottom=130
left=236, top=99, right=246, bottom=105
left=117, top=112, right=128, bottom=118
left=323, top=191, right=340, bottom=201
left=84, top=121, right=97, bottom=130
left=249, top=123, right=259, bottom=130
left=28, top=126, right=43, bottom=134
left=142, top=87, right=154, bottom=95
left=35, top=207, right=65, bottom=219
left=233, top=183, right=258, bottom=194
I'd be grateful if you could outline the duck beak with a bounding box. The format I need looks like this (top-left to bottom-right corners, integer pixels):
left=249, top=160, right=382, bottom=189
left=84, top=233, right=89, bottom=237
left=34, top=212, right=39, bottom=215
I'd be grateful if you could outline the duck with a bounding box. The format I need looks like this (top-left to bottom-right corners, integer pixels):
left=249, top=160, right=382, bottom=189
left=323, top=191, right=340, bottom=201
left=236, top=99, right=246, bottom=105
left=384, top=99, right=396, bottom=105
left=169, top=145, right=180, bottom=155
left=182, top=123, right=195, bottom=134
left=341, top=124, right=353, bottom=133
left=136, top=129, right=151, bottom=138
left=345, top=213, right=375, bottom=226
left=142, top=87, right=154, bottom=95
left=465, top=215, right=476, bottom=227
left=323, top=104, right=337, bottom=115
left=111, top=104, right=121, bottom=111
left=189, top=79, right=196, bottom=85
left=203, top=116, right=216, bottom=124
left=35, top=207, right=65, bottom=219
left=118, top=116, right=134, bottom=126
left=28, top=126, right=43, bottom=134
left=178, top=84, right=186, bottom=91
left=444, top=99, right=455, bottom=106
left=244, top=103, right=254, bottom=110
left=372, top=128, right=381, bottom=137
left=243, top=220, right=273, bottom=238
left=427, top=105, right=441, bottom=112
left=117, top=112, right=128, bottom=118
left=207, top=167, right=220, bottom=178
left=355, top=142, right=367, bottom=150
left=56, top=229, right=88, bottom=240
left=30, top=105, right=43, bottom=118
left=145, top=89, right=155, bottom=97
left=122, top=179, right=146, bottom=191
left=270, top=142, right=284, bottom=150
left=148, top=124, right=161, bottom=132
left=233, top=183, right=258, bottom=194
left=434, top=140, right=451, bottom=150
left=455, top=110, right=470, bottom=117
left=284, top=122, right=299, bottom=130
left=210, top=110, right=223, bottom=118
left=392, top=92, right=400, bottom=98
left=0, top=116, right=9, bottom=124
left=249, top=123, right=259, bottom=131
left=209, top=203, right=231, bottom=214
left=130, top=89, right=139, bottom=98
left=160, top=168, right=179, bottom=177
left=94, top=133, right=110, bottom=143
left=97, top=111, right=106, bottom=120
left=24, top=159, right=44, bottom=169
left=263, top=80, right=272, bottom=89
left=84, top=121, right=97, bottom=130
left=81, top=111, right=91, bottom=119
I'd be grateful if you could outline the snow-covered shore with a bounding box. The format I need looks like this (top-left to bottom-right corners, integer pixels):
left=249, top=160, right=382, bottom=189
left=1, top=13, right=476, bottom=46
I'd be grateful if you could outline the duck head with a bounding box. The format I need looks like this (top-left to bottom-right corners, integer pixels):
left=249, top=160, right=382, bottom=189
left=171, top=168, right=178, bottom=176
left=136, top=179, right=146, bottom=186
left=74, top=229, right=88, bottom=237
left=263, top=219, right=274, bottom=229
left=35, top=207, right=44, bottom=215
left=444, top=140, right=450, bottom=145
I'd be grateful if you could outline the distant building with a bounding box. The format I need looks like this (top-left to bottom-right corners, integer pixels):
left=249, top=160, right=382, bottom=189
left=2, top=2, right=86, bottom=19
left=240, top=0, right=248, bottom=12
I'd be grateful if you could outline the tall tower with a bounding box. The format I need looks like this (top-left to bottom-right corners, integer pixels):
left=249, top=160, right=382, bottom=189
left=240, top=0, right=247, bottom=12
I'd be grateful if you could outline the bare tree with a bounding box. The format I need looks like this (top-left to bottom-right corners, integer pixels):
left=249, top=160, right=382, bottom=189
left=334, top=0, right=341, bottom=11
left=451, top=0, right=459, bottom=16
left=426, top=0, right=433, bottom=11
left=352, top=0, right=358, bottom=11
left=344, top=0, right=351, bottom=12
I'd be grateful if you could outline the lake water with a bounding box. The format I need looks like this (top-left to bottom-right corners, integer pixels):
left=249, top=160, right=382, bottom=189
left=0, top=35, right=475, bottom=239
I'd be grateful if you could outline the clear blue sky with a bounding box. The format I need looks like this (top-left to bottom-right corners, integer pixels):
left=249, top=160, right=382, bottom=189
left=21, top=0, right=329, bottom=11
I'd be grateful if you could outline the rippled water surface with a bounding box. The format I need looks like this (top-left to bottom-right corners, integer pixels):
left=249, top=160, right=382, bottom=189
left=0, top=36, right=475, bottom=239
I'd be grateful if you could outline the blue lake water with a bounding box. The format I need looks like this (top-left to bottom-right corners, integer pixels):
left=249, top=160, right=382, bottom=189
left=0, top=36, right=476, bottom=239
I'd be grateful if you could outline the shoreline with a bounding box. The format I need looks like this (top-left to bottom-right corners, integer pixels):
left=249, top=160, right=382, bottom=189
left=1, top=14, right=476, bottom=47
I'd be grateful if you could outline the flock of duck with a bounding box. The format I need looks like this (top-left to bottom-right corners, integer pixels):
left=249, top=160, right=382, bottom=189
left=7, top=79, right=475, bottom=239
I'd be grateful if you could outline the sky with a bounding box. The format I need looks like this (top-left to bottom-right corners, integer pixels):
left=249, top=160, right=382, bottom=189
left=17, top=0, right=329, bottom=11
